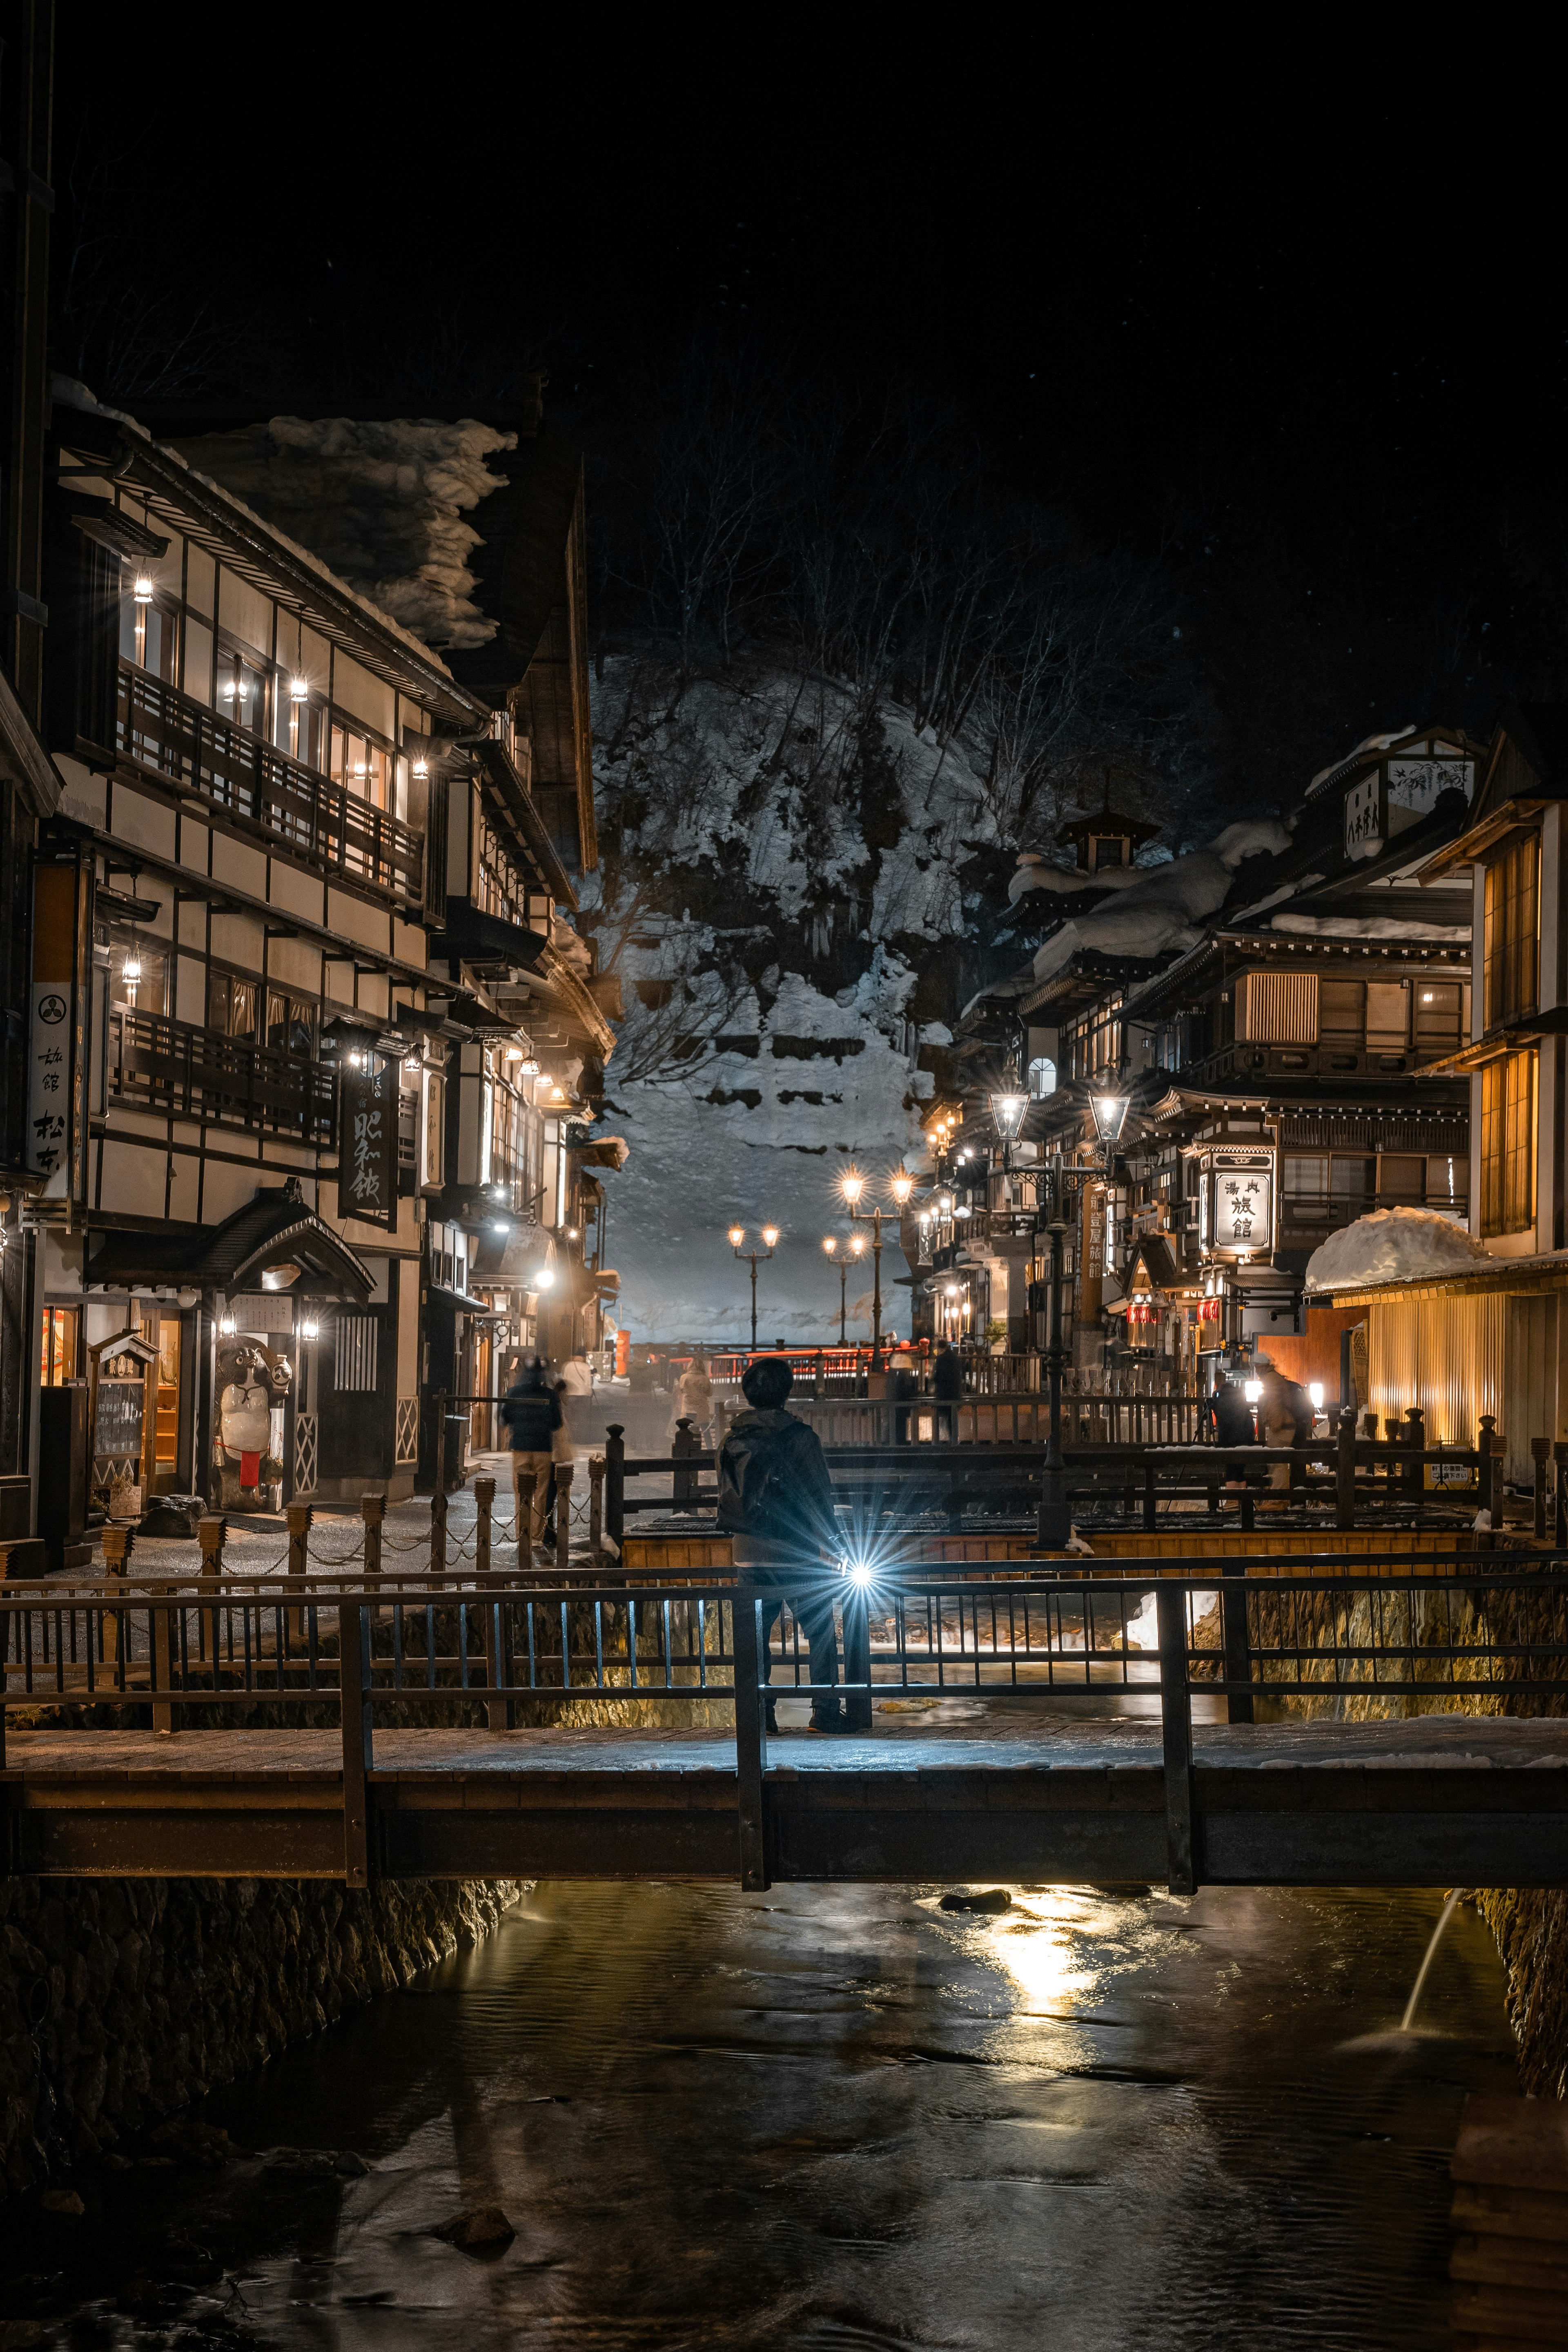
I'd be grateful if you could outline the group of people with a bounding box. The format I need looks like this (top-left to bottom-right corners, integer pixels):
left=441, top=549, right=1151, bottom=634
left=1205, top=1355, right=1317, bottom=1487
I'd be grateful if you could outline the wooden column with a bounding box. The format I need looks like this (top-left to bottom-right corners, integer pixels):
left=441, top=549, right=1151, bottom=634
left=555, top=1465, right=574, bottom=1572
left=473, top=1476, right=494, bottom=1577
left=588, top=1454, right=606, bottom=1560
left=361, top=1492, right=384, bottom=1609
left=338, top=1598, right=373, bottom=1888
left=285, top=1502, right=312, bottom=1642
left=1156, top=1583, right=1196, bottom=1895
left=100, top=1525, right=132, bottom=1683
left=197, top=1514, right=225, bottom=1684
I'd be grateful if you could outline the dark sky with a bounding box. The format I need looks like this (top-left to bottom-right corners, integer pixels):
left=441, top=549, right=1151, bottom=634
left=52, top=31, right=1568, bottom=791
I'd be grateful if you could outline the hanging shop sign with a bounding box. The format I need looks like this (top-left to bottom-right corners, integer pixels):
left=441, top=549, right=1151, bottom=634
left=337, top=1052, right=399, bottom=1232
left=1212, top=1164, right=1274, bottom=1253
left=28, top=843, right=92, bottom=1205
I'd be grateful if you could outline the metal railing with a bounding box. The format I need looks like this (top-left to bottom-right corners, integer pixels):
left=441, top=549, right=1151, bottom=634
left=106, top=1003, right=338, bottom=1143
left=5, top=1554, right=1568, bottom=1893
left=117, top=663, right=424, bottom=910
left=790, top=1393, right=1203, bottom=1446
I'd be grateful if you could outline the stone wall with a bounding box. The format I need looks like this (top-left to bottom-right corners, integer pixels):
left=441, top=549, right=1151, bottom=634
left=1474, top=1889, right=1568, bottom=2098
left=0, top=1874, right=522, bottom=2201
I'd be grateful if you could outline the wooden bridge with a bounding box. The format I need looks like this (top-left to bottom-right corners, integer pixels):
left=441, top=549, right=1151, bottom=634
left=6, top=1552, right=1568, bottom=1898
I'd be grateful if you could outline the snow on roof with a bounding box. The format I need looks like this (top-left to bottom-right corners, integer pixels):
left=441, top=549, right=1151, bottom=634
left=1304, top=1206, right=1492, bottom=1293
left=1271, top=912, right=1471, bottom=943
left=1025, top=819, right=1292, bottom=988
left=1307, top=725, right=1415, bottom=798
left=51, top=377, right=467, bottom=682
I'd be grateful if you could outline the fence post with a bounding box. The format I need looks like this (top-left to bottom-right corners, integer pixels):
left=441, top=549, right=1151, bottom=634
left=1479, top=1416, right=1498, bottom=1527
left=555, top=1465, right=574, bottom=1572
left=1336, top=1406, right=1357, bottom=1530
left=1532, top=1437, right=1552, bottom=1543
left=1143, top=1461, right=1157, bottom=1534
left=673, top=1417, right=698, bottom=1507
left=514, top=1469, right=537, bottom=1561
left=338, top=1596, right=373, bottom=1889
left=606, top=1424, right=626, bottom=1550
left=473, top=1475, right=494, bottom=1577
left=1555, top=1440, right=1568, bottom=1551
left=430, top=1425, right=448, bottom=1580
left=731, top=1580, right=771, bottom=1890
left=1156, top=1583, right=1196, bottom=1895
left=285, top=1502, right=312, bottom=1641
left=149, top=1576, right=174, bottom=1738
left=100, top=1525, right=132, bottom=1685
left=588, top=1454, right=606, bottom=1560
left=196, top=1513, right=225, bottom=1681
left=1405, top=1407, right=1425, bottom=1507
left=1221, top=1561, right=1254, bottom=1726
left=842, top=1580, right=872, bottom=1732
left=361, top=1492, right=384, bottom=1606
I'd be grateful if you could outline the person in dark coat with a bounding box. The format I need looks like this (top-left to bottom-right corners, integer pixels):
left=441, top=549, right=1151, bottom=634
left=499, top=1356, right=562, bottom=1558
left=717, top=1355, right=846, bottom=1732
left=1205, top=1372, right=1259, bottom=1487
left=931, top=1338, right=963, bottom=1438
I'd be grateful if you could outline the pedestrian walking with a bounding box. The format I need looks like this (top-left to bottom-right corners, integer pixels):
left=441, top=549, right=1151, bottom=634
left=1256, top=1355, right=1314, bottom=1492
left=499, top=1356, right=562, bottom=1561
left=674, top=1352, right=715, bottom=1445
left=717, top=1355, right=846, bottom=1732
left=1205, top=1371, right=1260, bottom=1488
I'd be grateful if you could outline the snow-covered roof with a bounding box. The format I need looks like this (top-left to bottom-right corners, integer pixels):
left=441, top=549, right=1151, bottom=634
left=1304, top=1207, right=1492, bottom=1293
left=51, top=377, right=483, bottom=720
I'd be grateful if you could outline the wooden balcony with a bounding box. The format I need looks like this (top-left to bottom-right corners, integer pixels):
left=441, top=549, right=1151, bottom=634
left=106, top=1005, right=338, bottom=1144
left=116, top=663, right=424, bottom=911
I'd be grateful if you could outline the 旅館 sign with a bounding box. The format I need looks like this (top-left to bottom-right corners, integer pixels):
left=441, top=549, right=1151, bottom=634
left=336, top=1053, right=399, bottom=1231
left=1212, top=1163, right=1274, bottom=1254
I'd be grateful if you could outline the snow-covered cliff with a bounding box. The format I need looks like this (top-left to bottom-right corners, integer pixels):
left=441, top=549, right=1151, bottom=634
left=585, top=658, right=1009, bottom=1342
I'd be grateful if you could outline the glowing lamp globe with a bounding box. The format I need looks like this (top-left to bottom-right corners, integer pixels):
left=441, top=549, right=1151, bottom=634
left=1091, top=1093, right=1130, bottom=1144
left=822, top=1236, right=837, bottom=1255
left=891, top=1170, right=914, bottom=1205
left=841, top=1172, right=865, bottom=1206
left=728, top=1225, right=746, bottom=1248
left=762, top=1226, right=779, bottom=1249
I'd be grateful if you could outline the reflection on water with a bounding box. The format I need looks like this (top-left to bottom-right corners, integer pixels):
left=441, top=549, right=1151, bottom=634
left=15, top=1877, right=1516, bottom=2349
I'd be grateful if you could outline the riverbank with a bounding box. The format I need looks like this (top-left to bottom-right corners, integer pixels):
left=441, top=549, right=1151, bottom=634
left=0, top=1874, right=522, bottom=2200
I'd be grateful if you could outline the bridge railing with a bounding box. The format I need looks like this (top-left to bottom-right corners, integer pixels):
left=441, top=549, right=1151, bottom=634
left=605, top=1421, right=1498, bottom=1542
left=7, top=1554, right=1568, bottom=1890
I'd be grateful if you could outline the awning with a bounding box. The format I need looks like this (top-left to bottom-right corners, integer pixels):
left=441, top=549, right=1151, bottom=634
left=86, top=1187, right=374, bottom=1300
left=427, top=898, right=550, bottom=976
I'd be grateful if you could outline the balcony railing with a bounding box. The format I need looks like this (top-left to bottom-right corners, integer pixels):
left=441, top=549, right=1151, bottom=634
left=107, top=1004, right=338, bottom=1144
left=116, top=664, right=424, bottom=911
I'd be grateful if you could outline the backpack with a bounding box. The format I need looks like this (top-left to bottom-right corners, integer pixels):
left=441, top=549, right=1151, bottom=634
left=718, top=1418, right=805, bottom=1540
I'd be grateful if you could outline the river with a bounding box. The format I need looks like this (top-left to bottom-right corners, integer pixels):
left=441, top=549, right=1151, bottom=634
left=13, top=1871, right=1515, bottom=2349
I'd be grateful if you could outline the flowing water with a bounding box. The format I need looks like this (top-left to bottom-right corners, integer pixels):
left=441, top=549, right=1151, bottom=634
left=11, top=1875, right=1517, bottom=2350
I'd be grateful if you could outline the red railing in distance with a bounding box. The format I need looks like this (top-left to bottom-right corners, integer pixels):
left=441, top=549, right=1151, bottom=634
left=116, top=663, right=424, bottom=910
left=107, top=1003, right=338, bottom=1144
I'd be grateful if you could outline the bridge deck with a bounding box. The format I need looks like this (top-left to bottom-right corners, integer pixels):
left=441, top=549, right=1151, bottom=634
left=9, top=1712, right=1568, bottom=1888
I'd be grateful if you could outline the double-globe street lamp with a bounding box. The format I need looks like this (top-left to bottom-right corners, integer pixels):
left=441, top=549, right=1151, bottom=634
left=839, top=1169, right=915, bottom=1369
left=1029, top=1089, right=1130, bottom=1549
left=821, top=1231, right=867, bottom=1344
left=728, top=1223, right=779, bottom=1351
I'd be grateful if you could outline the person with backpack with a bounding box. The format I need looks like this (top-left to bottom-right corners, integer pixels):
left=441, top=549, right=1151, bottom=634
left=717, top=1355, right=846, bottom=1733
left=499, top=1355, right=562, bottom=1561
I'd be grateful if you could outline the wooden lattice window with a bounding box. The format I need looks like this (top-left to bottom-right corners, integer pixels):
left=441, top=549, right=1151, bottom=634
left=1236, top=970, right=1318, bottom=1044
left=1481, top=1047, right=1536, bottom=1237
left=1484, top=835, right=1539, bottom=1027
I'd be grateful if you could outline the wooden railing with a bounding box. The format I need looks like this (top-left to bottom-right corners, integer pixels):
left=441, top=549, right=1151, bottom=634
left=791, top=1392, right=1204, bottom=1445
left=116, top=664, right=424, bottom=910
left=107, top=1004, right=338, bottom=1143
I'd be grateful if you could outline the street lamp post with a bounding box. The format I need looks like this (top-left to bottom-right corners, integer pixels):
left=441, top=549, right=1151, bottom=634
left=1036, top=1090, right=1129, bottom=1550
left=728, top=1224, right=778, bottom=1351
left=822, top=1232, right=866, bottom=1345
left=839, top=1170, right=914, bottom=1371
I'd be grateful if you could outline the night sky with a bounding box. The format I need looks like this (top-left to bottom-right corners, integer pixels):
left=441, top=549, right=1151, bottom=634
left=52, top=36, right=1568, bottom=802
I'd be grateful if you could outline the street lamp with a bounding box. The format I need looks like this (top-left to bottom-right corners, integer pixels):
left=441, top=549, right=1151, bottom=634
left=1036, top=1088, right=1130, bottom=1549
left=729, top=1223, right=778, bottom=1351
left=822, top=1233, right=866, bottom=1344
left=838, top=1169, right=911, bottom=1371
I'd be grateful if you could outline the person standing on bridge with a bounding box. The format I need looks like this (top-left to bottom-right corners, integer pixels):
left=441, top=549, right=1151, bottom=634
left=718, top=1356, right=847, bottom=1734
left=499, top=1356, right=562, bottom=1561
left=932, top=1338, right=963, bottom=1441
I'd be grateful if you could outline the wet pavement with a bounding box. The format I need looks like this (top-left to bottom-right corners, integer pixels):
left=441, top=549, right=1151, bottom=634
left=9, top=1871, right=1516, bottom=2349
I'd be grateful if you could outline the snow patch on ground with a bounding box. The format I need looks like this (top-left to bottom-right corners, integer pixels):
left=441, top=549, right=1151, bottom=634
left=1305, top=1206, right=1492, bottom=1292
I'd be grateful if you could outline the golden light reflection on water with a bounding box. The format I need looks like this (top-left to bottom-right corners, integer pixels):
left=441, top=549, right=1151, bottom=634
left=933, top=1884, right=1141, bottom=2014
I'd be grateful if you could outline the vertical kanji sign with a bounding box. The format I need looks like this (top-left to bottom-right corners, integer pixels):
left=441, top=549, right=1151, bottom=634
left=337, top=1052, right=398, bottom=1231
left=29, top=854, right=89, bottom=1204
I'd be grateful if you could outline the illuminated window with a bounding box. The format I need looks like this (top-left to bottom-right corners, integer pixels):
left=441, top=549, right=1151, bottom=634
left=1481, top=1047, right=1536, bottom=1236
left=1484, top=836, right=1539, bottom=1027
left=40, top=1306, right=78, bottom=1386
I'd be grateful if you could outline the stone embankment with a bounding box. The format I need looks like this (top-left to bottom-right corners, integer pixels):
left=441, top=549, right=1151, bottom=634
left=0, top=1873, right=522, bottom=2200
